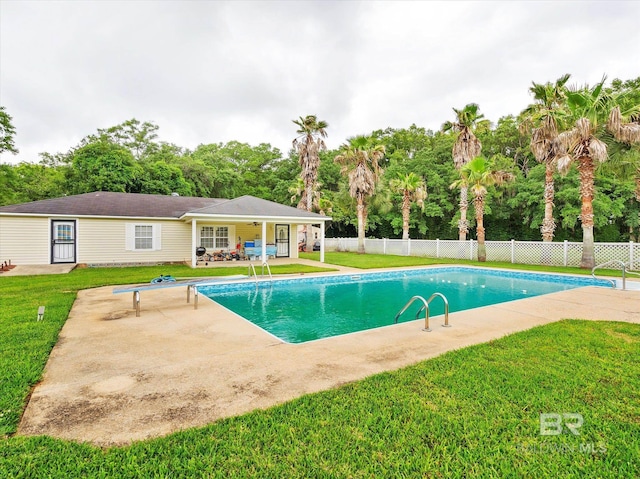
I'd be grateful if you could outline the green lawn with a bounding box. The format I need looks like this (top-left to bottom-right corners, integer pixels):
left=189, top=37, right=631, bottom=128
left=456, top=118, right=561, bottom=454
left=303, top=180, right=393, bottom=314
left=0, top=256, right=638, bottom=477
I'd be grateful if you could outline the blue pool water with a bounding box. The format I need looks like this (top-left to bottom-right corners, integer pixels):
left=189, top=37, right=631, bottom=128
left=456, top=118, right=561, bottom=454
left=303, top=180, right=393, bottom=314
left=200, top=267, right=611, bottom=344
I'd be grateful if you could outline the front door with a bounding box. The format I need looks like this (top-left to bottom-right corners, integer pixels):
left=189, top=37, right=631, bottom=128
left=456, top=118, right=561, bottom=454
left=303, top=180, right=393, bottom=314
left=275, top=224, right=289, bottom=257
left=52, top=220, right=76, bottom=263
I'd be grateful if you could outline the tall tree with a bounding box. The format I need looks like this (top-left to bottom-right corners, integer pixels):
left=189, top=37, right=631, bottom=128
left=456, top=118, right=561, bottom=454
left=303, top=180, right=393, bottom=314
left=292, top=115, right=328, bottom=213
left=389, top=172, right=427, bottom=240
left=334, top=136, right=385, bottom=253
left=556, top=77, right=640, bottom=268
left=442, top=104, right=484, bottom=240
left=67, top=141, right=141, bottom=194
left=87, top=119, right=160, bottom=160
left=0, top=106, right=18, bottom=155
left=520, top=74, right=571, bottom=242
left=136, top=161, right=193, bottom=196
left=607, top=105, right=640, bottom=239
left=450, top=156, right=515, bottom=261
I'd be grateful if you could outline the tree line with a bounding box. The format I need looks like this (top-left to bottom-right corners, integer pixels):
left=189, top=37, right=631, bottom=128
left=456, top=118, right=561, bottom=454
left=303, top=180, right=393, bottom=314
left=1, top=76, right=639, bottom=267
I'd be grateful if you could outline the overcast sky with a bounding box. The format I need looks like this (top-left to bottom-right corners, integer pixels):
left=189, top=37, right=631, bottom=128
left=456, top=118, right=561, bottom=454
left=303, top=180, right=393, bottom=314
left=1, top=0, right=639, bottom=165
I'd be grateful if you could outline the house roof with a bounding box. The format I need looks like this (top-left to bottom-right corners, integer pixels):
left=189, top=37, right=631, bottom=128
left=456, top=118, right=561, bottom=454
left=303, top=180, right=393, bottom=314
left=185, top=195, right=328, bottom=220
left=0, top=192, right=331, bottom=222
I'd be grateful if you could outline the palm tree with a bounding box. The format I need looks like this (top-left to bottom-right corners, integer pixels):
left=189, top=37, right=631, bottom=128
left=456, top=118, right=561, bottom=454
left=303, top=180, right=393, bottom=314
left=556, top=77, right=640, bottom=269
left=520, top=74, right=571, bottom=242
left=442, top=104, right=484, bottom=241
left=292, top=115, right=328, bottom=213
left=289, top=177, right=331, bottom=215
left=334, top=136, right=385, bottom=254
left=450, top=156, right=514, bottom=262
left=389, top=172, right=427, bottom=240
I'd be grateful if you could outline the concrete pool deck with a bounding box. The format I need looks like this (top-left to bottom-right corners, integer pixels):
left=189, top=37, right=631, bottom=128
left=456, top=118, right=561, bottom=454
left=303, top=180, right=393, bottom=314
left=18, top=267, right=640, bottom=446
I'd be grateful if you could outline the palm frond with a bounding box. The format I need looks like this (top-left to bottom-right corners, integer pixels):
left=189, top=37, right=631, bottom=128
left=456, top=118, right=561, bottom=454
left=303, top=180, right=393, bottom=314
left=575, top=117, right=596, bottom=143
left=452, top=129, right=482, bottom=169
left=608, top=106, right=640, bottom=144
left=589, top=138, right=608, bottom=163
left=556, top=154, right=573, bottom=174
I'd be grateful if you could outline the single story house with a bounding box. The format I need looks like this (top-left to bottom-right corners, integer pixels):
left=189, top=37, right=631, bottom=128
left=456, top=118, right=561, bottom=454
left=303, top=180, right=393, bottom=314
left=0, top=191, right=331, bottom=267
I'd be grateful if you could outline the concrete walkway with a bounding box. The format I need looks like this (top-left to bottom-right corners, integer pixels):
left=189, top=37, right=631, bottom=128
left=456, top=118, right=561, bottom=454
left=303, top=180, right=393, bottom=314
left=17, top=267, right=640, bottom=446
left=0, top=264, right=77, bottom=276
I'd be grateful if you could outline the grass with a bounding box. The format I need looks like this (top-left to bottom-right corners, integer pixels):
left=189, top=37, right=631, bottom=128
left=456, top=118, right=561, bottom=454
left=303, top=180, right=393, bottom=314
left=0, top=254, right=638, bottom=477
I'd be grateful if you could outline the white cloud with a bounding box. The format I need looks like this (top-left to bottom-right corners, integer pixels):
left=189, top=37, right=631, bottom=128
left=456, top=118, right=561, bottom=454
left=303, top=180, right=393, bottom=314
left=1, top=0, right=638, bottom=164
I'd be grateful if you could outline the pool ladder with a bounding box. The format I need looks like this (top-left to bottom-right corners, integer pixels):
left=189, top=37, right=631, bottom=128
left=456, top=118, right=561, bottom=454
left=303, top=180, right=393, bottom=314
left=591, top=260, right=640, bottom=290
left=248, top=261, right=273, bottom=286
left=394, top=293, right=450, bottom=332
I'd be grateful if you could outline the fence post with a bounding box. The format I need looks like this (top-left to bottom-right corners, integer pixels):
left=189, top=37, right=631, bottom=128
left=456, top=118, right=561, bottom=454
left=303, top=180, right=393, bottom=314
left=407, top=238, right=411, bottom=256
left=469, top=239, right=474, bottom=261
left=511, top=239, right=515, bottom=264
left=436, top=238, right=440, bottom=258
left=383, top=238, right=387, bottom=255
left=563, top=240, right=568, bottom=267
left=630, top=240, right=634, bottom=268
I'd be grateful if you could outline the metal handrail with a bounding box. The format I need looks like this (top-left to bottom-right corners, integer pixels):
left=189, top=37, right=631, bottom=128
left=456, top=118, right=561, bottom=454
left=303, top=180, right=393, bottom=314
left=262, top=261, right=273, bottom=282
left=416, top=292, right=451, bottom=328
left=248, top=261, right=273, bottom=285
left=248, top=263, right=259, bottom=285
left=395, top=296, right=431, bottom=331
left=592, top=260, right=627, bottom=290
left=394, top=292, right=451, bottom=332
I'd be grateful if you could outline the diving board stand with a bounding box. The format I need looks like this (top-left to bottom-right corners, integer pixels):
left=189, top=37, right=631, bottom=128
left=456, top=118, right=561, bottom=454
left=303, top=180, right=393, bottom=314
left=113, top=276, right=246, bottom=317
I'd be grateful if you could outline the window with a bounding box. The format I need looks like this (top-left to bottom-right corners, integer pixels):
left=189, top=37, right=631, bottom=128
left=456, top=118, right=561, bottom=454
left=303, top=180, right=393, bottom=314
left=126, top=223, right=161, bottom=251
left=200, top=227, right=214, bottom=248
left=57, top=224, right=73, bottom=241
left=135, top=225, right=153, bottom=250
left=199, top=225, right=233, bottom=250
left=215, top=227, right=229, bottom=249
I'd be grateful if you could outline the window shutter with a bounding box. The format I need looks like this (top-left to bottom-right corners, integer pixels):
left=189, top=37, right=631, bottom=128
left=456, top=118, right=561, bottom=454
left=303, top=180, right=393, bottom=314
left=154, top=224, right=162, bottom=250
left=125, top=224, right=135, bottom=251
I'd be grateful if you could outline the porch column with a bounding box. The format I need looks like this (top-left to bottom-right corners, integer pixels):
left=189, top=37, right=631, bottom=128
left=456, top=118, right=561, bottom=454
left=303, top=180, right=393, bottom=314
left=320, top=221, right=325, bottom=263
left=261, top=221, right=267, bottom=261
left=191, top=219, right=197, bottom=267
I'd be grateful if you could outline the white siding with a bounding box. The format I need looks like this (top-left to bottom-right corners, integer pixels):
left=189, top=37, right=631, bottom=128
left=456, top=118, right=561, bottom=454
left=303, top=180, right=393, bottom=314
left=0, top=215, right=305, bottom=265
left=0, top=216, right=50, bottom=265
left=78, top=218, right=191, bottom=264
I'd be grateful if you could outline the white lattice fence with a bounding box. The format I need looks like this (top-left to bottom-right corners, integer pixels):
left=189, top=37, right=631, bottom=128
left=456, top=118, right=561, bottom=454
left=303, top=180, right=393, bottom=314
left=410, top=240, right=436, bottom=257
left=385, top=239, right=409, bottom=256
left=364, top=239, right=385, bottom=254
left=434, top=240, right=476, bottom=260
left=594, top=242, right=639, bottom=270
left=513, top=241, right=564, bottom=266
left=326, top=238, right=358, bottom=252
left=484, top=241, right=512, bottom=262
left=323, top=237, right=638, bottom=270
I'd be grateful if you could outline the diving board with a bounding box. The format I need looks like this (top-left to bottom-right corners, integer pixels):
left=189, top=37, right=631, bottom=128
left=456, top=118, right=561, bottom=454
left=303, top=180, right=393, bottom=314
left=113, top=276, right=247, bottom=317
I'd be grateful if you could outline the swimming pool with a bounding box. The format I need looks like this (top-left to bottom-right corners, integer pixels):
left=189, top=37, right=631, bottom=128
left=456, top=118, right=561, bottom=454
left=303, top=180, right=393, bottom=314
left=200, top=267, right=612, bottom=344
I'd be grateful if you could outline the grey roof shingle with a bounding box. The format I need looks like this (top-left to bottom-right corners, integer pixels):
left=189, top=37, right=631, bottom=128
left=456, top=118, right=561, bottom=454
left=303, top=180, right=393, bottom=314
left=187, top=195, right=328, bottom=219
left=0, top=192, right=225, bottom=217
left=0, top=192, right=330, bottom=221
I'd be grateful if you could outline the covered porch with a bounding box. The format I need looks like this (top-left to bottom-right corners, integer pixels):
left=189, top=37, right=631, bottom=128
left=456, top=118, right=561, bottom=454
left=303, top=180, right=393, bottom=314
left=181, top=195, right=331, bottom=268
